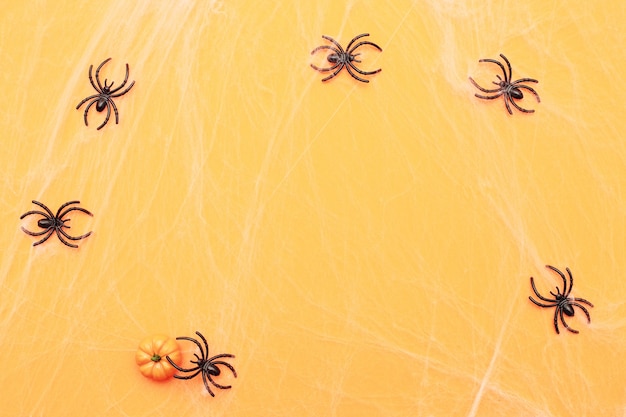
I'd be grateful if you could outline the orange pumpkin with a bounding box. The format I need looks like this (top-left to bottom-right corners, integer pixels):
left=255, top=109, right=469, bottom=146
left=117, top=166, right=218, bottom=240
left=135, top=334, right=182, bottom=381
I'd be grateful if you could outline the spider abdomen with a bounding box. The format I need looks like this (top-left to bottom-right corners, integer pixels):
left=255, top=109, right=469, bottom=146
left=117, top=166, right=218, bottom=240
left=562, top=303, right=575, bottom=317
left=37, top=218, right=64, bottom=229
left=96, top=98, right=109, bottom=112
left=37, top=219, right=53, bottom=228
left=509, top=87, right=524, bottom=100
left=327, top=53, right=352, bottom=64
left=205, top=363, right=221, bottom=376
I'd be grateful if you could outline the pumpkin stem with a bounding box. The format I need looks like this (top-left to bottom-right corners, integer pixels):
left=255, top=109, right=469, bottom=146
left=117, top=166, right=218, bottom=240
left=151, top=353, right=162, bottom=362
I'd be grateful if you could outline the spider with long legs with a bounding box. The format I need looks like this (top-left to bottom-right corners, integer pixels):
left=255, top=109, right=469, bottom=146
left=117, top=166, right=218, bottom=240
left=20, top=200, right=93, bottom=248
left=166, top=331, right=237, bottom=396
left=469, top=54, right=540, bottom=114
left=310, top=33, right=382, bottom=83
left=76, top=58, right=135, bottom=130
left=529, top=265, right=594, bottom=334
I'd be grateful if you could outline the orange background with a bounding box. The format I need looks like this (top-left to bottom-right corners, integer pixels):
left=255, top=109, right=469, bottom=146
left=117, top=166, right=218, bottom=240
left=1, top=1, right=625, bottom=416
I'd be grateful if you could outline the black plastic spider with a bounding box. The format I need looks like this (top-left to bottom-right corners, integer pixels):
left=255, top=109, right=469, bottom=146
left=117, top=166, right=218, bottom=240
left=469, top=54, right=540, bottom=114
left=529, top=265, right=594, bottom=334
left=166, top=331, right=237, bottom=396
left=310, top=33, right=382, bottom=83
left=76, top=58, right=135, bottom=130
left=20, top=200, right=93, bottom=248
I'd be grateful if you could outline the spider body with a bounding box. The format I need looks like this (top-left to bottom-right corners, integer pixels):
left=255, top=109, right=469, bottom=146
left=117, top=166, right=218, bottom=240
left=38, top=217, right=61, bottom=229
left=506, top=85, right=524, bottom=100
left=469, top=54, right=540, bottom=114
left=325, top=49, right=359, bottom=66
left=529, top=265, right=594, bottom=334
left=76, top=58, right=135, bottom=130
left=311, top=33, right=382, bottom=83
left=96, top=95, right=109, bottom=112
left=20, top=200, right=93, bottom=248
left=166, top=331, right=236, bottom=397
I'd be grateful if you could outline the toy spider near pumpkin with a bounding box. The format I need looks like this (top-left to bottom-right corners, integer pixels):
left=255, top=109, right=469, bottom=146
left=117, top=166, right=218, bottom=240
left=20, top=200, right=93, bottom=248
left=76, top=57, right=135, bottom=130
left=469, top=54, right=540, bottom=114
left=528, top=265, right=594, bottom=334
left=136, top=334, right=183, bottom=381
left=166, top=331, right=237, bottom=397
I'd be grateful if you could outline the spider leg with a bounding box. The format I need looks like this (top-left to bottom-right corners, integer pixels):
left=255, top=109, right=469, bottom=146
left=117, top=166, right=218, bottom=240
left=207, top=353, right=235, bottom=362
left=546, top=265, right=569, bottom=296
left=345, top=33, right=373, bottom=52
left=110, top=99, right=120, bottom=125
left=344, top=64, right=370, bottom=83
left=553, top=307, right=561, bottom=334
left=32, top=229, right=55, bottom=247
left=321, top=64, right=346, bottom=82
left=55, top=201, right=81, bottom=218
left=560, top=308, right=579, bottom=334
left=310, top=45, right=342, bottom=56
left=573, top=297, right=594, bottom=307
left=347, top=61, right=381, bottom=76
left=20, top=209, right=51, bottom=221
left=207, top=373, right=232, bottom=390
left=194, top=331, right=211, bottom=358
left=76, top=94, right=100, bottom=110
left=528, top=296, right=557, bottom=308
left=473, top=92, right=503, bottom=100
left=320, top=35, right=346, bottom=54
left=61, top=219, right=72, bottom=229
left=509, top=98, right=534, bottom=114
left=82, top=99, right=99, bottom=127
left=503, top=95, right=514, bottom=115
left=499, top=54, right=513, bottom=83
left=571, top=302, right=592, bottom=323
left=96, top=102, right=112, bottom=130
left=166, top=355, right=202, bottom=373
left=54, top=230, right=80, bottom=248
left=515, top=85, right=541, bottom=103
left=311, top=62, right=341, bottom=72
left=94, top=58, right=112, bottom=92
left=348, top=40, right=383, bottom=55
left=478, top=58, right=509, bottom=83
left=310, top=46, right=343, bottom=72
left=549, top=288, right=562, bottom=298
left=87, top=64, right=102, bottom=93
left=201, top=373, right=216, bottom=397
left=564, top=268, right=574, bottom=297
left=29, top=200, right=55, bottom=217
left=511, top=78, right=538, bottom=84
left=529, top=277, right=556, bottom=303
left=110, top=80, right=135, bottom=97
left=469, top=77, right=502, bottom=94
left=109, top=63, right=133, bottom=94
left=58, top=206, right=94, bottom=221
left=212, top=360, right=237, bottom=378
left=21, top=226, right=52, bottom=237
left=173, top=368, right=203, bottom=380
left=58, top=227, right=92, bottom=242
left=177, top=335, right=208, bottom=362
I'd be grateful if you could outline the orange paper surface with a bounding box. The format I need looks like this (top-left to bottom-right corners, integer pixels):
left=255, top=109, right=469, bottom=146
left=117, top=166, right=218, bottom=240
left=1, top=1, right=625, bottom=416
